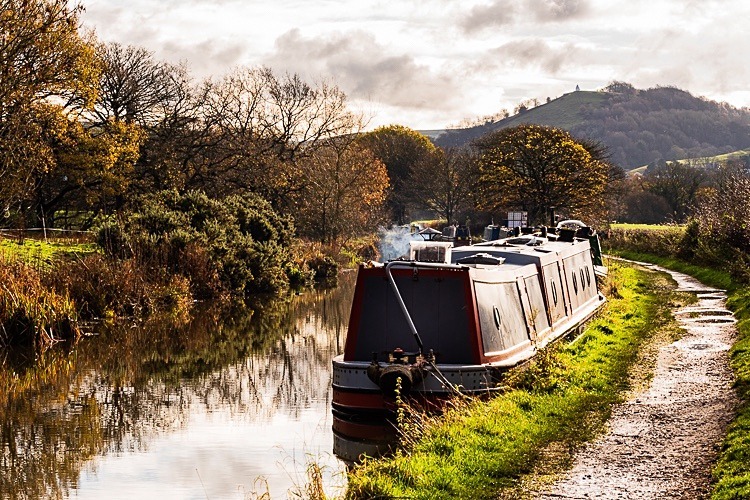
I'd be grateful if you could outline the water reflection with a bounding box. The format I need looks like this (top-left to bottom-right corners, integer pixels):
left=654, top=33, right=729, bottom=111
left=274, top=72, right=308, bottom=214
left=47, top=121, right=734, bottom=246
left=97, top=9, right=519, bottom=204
left=0, top=272, right=355, bottom=499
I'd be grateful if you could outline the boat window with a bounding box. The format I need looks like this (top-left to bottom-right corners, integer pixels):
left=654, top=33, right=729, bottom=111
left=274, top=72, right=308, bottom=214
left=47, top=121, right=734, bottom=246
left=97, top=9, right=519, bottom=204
left=586, top=267, right=591, bottom=287
left=551, top=281, right=558, bottom=305
left=572, top=272, right=578, bottom=294
left=493, top=306, right=501, bottom=329
left=580, top=269, right=586, bottom=290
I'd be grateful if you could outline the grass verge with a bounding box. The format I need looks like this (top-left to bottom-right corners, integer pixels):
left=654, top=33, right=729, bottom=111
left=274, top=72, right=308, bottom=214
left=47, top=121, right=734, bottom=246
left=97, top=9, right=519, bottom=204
left=0, top=236, right=98, bottom=268
left=607, top=249, right=750, bottom=499
left=345, top=260, right=681, bottom=499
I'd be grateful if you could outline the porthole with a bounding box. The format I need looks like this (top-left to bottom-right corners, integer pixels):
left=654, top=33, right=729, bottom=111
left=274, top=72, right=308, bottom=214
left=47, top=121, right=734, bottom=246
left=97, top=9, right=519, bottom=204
left=572, top=272, right=578, bottom=294
left=580, top=269, right=586, bottom=290
left=586, top=267, right=591, bottom=286
left=493, top=306, right=502, bottom=330
left=551, top=281, right=558, bottom=305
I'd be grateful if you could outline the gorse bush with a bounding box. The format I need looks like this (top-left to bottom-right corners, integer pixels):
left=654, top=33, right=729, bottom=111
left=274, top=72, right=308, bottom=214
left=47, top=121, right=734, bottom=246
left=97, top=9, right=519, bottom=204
left=98, top=190, right=303, bottom=297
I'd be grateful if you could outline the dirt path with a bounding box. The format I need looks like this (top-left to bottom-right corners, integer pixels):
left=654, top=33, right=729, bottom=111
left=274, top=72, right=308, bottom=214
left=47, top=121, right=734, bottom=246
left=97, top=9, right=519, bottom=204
left=537, top=264, right=739, bottom=499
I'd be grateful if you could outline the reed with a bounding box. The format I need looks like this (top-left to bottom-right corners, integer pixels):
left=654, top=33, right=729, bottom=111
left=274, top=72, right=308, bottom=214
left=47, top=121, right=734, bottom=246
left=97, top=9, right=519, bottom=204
left=0, top=259, right=80, bottom=347
left=48, top=253, right=193, bottom=320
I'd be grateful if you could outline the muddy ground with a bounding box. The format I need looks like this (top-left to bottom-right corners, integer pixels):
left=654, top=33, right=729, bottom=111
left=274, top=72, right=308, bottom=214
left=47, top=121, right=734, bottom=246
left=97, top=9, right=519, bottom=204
left=521, top=264, right=739, bottom=499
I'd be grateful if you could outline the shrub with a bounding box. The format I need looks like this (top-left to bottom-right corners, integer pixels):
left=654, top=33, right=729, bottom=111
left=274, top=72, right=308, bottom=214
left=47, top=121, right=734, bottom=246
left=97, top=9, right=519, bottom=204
left=99, top=190, right=297, bottom=298
left=307, top=255, right=339, bottom=285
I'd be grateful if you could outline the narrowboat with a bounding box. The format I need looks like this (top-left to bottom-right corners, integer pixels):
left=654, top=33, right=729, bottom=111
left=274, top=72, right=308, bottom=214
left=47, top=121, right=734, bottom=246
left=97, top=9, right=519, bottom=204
left=332, top=221, right=606, bottom=460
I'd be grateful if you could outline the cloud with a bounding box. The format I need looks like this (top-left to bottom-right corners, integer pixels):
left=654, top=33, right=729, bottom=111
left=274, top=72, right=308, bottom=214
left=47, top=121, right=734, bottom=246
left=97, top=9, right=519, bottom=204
left=80, top=0, right=750, bottom=129
left=528, top=0, right=590, bottom=22
left=460, top=0, right=517, bottom=33
left=263, top=29, right=463, bottom=112
left=162, top=40, right=247, bottom=77
left=461, top=0, right=590, bottom=34
left=479, top=39, right=583, bottom=74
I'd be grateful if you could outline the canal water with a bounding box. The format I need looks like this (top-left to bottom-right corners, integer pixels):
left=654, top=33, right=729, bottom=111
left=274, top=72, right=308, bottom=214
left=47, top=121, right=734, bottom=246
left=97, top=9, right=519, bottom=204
left=0, top=272, right=356, bottom=499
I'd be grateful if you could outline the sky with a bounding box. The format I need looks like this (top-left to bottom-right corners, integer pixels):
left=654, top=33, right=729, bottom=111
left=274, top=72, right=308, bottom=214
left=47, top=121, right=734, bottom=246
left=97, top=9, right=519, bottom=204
left=80, top=0, right=750, bottom=131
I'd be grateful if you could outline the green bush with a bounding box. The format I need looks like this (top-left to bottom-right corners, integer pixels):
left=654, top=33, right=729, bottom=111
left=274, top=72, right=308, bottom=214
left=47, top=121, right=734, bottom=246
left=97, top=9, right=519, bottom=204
left=307, top=255, right=339, bottom=285
left=602, top=225, right=685, bottom=258
left=98, top=190, right=297, bottom=298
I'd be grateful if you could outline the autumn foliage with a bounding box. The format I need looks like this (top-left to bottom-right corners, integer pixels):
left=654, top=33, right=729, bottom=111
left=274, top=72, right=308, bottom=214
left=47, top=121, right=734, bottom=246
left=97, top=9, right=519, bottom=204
left=475, top=124, right=610, bottom=225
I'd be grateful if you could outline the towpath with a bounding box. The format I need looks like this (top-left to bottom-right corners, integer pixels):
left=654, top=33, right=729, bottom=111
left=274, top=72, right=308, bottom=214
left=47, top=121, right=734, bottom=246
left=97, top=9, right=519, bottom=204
left=535, top=264, right=739, bottom=499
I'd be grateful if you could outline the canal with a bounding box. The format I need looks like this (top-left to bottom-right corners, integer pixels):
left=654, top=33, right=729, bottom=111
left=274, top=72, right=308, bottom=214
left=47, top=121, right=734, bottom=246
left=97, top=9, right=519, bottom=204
left=0, top=272, right=356, bottom=499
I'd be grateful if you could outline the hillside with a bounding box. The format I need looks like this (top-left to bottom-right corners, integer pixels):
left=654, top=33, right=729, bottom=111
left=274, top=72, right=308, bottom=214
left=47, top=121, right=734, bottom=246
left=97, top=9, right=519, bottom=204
left=431, top=84, right=750, bottom=170
left=629, top=147, right=750, bottom=175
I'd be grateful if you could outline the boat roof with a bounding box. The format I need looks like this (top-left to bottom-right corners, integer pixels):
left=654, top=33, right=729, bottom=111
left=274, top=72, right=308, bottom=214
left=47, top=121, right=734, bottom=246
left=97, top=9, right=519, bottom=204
left=451, top=236, right=591, bottom=266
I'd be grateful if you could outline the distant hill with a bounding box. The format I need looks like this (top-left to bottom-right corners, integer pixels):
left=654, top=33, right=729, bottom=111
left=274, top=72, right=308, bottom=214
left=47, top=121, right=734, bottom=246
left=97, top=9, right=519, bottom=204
left=430, top=84, right=750, bottom=170
left=629, top=147, right=750, bottom=175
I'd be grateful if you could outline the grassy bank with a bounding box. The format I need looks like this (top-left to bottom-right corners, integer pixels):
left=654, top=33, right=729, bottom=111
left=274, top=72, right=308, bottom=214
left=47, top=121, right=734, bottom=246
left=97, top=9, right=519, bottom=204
left=606, top=248, right=750, bottom=499
left=345, top=261, right=682, bottom=499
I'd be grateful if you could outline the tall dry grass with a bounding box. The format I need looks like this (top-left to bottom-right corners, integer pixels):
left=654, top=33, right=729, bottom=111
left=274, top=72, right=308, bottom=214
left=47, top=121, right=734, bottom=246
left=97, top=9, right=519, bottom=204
left=0, top=259, right=80, bottom=347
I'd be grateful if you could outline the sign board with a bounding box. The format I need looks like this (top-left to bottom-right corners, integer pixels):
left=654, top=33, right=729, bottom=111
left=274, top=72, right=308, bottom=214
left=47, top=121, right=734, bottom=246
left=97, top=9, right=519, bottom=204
left=506, top=211, right=527, bottom=228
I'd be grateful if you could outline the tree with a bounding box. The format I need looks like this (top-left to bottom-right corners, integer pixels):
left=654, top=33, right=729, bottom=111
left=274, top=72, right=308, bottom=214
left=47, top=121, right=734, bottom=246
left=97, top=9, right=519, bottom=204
left=358, top=126, right=437, bottom=224
left=407, top=147, right=478, bottom=224
left=197, top=67, right=362, bottom=208
left=475, top=124, right=609, bottom=225
left=132, top=67, right=202, bottom=195
left=579, top=137, right=627, bottom=223
left=295, top=138, right=389, bottom=243
left=90, top=43, right=206, bottom=196
left=0, top=0, right=99, bottom=214
left=90, top=42, right=187, bottom=127
left=39, top=116, right=144, bottom=226
left=641, top=161, right=708, bottom=222
left=0, top=0, right=98, bottom=110
left=691, top=162, right=750, bottom=279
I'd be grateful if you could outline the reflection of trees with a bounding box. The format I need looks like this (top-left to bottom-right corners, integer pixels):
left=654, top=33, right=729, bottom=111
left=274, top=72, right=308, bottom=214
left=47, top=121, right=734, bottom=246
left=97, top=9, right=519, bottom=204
left=0, top=272, right=354, bottom=497
left=186, top=271, right=354, bottom=419
left=0, top=349, right=101, bottom=499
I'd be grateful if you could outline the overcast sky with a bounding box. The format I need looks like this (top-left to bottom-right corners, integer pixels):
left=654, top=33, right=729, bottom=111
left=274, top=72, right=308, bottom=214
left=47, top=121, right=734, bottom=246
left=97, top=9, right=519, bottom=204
left=81, top=0, right=750, bottom=130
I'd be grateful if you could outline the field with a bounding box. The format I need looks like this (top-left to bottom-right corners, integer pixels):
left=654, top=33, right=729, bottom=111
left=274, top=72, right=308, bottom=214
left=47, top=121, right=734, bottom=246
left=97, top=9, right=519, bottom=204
left=0, top=234, right=98, bottom=267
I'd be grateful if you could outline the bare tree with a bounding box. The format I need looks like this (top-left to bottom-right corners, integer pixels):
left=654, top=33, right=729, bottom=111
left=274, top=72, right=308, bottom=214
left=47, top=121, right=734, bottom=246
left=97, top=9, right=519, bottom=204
left=90, top=43, right=187, bottom=127
left=197, top=67, right=363, bottom=208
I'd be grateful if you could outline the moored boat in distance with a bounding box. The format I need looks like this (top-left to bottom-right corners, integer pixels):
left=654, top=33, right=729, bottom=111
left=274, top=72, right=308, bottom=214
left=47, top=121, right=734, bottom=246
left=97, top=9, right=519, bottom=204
left=332, top=221, right=606, bottom=462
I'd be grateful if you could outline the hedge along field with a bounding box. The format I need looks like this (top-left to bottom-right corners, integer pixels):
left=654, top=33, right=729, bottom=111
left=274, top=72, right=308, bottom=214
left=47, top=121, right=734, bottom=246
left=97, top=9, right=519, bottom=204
left=345, top=261, right=686, bottom=499
left=603, top=227, right=750, bottom=500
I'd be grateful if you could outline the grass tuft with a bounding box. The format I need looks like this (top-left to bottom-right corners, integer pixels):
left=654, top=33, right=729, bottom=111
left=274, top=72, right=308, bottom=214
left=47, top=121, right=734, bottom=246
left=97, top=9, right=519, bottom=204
left=0, top=259, right=81, bottom=347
